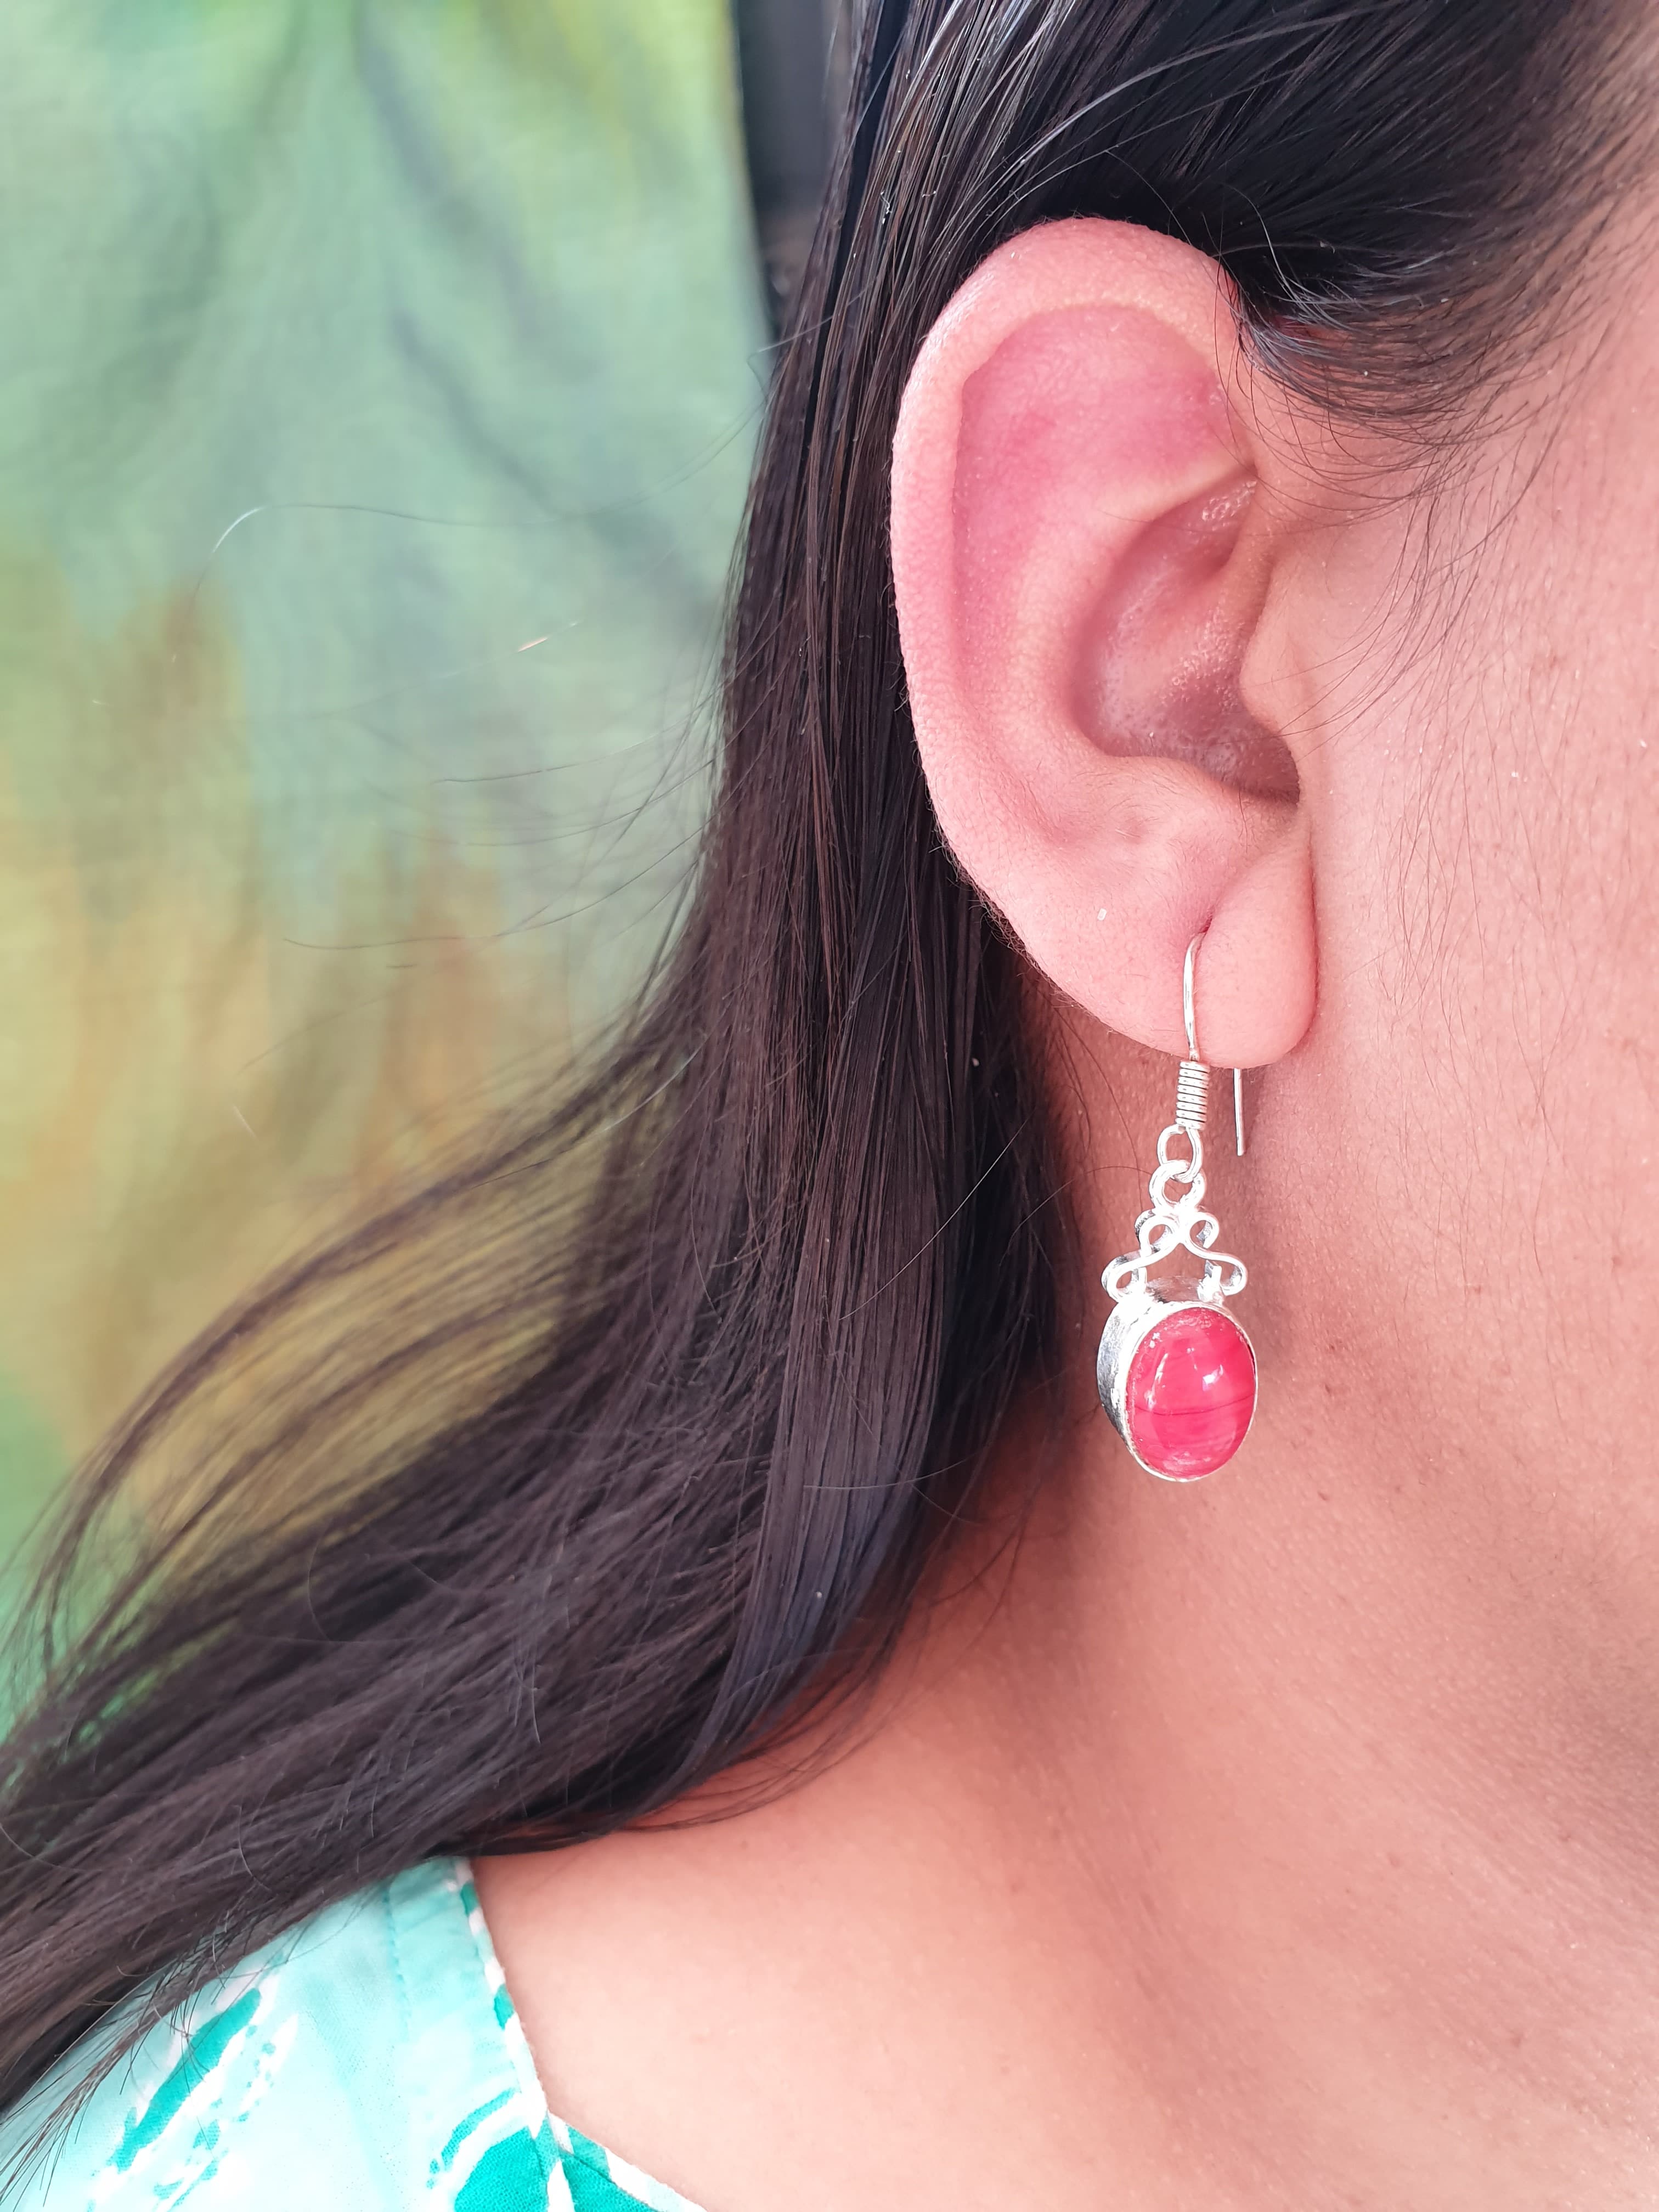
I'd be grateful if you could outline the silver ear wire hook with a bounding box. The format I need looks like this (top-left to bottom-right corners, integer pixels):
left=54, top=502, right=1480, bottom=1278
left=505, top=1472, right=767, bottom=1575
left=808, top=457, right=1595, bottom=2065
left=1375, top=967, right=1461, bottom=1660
left=1183, top=933, right=1246, bottom=1157
left=1182, top=934, right=1202, bottom=1061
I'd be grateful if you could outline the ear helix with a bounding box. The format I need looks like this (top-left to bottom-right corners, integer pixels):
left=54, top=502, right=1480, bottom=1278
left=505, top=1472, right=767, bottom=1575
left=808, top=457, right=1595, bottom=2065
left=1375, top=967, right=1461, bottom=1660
left=1096, top=933, right=1257, bottom=1481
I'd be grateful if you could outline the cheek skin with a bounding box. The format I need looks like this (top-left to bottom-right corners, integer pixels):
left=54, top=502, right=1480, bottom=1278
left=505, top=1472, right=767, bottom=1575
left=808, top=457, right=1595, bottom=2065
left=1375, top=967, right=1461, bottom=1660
left=1263, top=291, right=1659, bottom=1562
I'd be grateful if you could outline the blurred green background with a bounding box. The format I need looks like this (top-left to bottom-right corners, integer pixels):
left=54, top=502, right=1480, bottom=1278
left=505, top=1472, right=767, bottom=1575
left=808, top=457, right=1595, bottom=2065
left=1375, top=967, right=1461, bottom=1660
left=0, top=0, right=795, bottom=1574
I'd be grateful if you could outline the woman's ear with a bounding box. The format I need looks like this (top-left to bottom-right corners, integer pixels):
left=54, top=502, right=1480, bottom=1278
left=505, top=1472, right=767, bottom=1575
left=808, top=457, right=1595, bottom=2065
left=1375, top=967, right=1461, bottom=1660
left=891, top=218, right=1315, bottom=1065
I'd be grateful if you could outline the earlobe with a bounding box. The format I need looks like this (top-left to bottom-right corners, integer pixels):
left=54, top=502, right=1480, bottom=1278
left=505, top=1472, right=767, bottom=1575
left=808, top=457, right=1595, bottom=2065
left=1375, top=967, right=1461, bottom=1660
left=891, top=218, right=1316, bottom=1067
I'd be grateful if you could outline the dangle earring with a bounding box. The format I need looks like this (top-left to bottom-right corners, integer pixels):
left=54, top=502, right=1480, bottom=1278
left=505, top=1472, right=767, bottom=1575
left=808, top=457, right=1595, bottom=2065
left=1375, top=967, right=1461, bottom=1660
left=1096, top=933, right=1257, bottom=1481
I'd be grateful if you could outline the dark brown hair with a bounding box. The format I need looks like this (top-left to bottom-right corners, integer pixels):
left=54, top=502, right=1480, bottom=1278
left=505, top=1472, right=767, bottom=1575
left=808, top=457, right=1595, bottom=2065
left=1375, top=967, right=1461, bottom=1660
left=0, top=0, right=1639, bottom=2113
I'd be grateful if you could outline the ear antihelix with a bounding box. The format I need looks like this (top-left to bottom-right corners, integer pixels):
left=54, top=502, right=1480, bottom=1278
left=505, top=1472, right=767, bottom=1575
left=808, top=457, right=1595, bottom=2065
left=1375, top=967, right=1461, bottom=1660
left=1096, top=933, right=1256, bottom=1481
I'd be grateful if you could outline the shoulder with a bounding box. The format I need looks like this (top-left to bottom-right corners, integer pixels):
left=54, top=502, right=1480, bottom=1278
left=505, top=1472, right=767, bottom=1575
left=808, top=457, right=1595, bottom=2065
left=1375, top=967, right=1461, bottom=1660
left=0, top=1860, right=568, bottom=2210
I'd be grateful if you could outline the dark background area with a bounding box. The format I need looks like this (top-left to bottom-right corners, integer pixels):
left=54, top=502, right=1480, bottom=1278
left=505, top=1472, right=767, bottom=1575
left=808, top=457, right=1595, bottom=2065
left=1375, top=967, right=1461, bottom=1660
left=735, top=0, right=849, bottom=323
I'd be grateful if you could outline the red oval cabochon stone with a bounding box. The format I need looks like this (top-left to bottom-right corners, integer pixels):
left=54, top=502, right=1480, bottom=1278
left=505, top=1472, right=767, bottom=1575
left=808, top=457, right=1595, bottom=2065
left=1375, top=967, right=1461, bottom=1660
left=1125, top=1306, right=1256, bottom=1479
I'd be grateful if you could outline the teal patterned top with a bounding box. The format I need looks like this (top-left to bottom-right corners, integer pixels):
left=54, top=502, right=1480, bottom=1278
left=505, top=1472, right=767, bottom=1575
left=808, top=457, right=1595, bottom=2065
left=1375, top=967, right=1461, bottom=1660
left=0, top=1860, right=700, bottom=2211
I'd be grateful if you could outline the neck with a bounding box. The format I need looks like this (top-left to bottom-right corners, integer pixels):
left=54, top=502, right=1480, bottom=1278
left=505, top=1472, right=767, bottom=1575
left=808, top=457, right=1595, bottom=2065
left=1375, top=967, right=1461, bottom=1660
left=905, top=1345, right=1659, bottom=2204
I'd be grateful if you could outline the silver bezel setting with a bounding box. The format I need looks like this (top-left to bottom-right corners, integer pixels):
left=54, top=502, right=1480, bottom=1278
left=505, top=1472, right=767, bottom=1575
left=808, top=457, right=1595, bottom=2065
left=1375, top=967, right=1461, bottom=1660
left=1096, top=1286, right=1257, bottom=1481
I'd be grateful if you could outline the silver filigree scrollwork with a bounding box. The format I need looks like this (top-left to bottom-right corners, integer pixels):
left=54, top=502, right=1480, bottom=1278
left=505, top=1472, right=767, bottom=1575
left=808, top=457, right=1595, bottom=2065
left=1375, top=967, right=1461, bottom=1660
left=1101, top=1064, right=1248, bottom=1311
